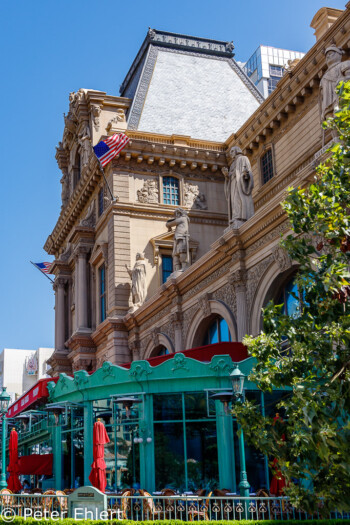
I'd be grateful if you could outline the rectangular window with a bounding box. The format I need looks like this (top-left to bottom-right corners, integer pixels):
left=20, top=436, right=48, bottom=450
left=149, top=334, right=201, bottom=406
left=163, top=176, right=179, bottom=205
left=269, top=64, right=283, bottom=77
left=162, top=255, right=173, bottom=283
left=99, top=264, right=106, bottom=323
left=261, top=149, right=274, bottom=184
left=98, top=188, right=104, bottom=217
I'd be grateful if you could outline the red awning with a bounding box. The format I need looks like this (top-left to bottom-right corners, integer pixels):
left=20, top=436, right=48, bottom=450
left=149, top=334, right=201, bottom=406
left=7, top=378, right=59, bottom=418
left=18, top=454, right=53, bottom=476
left=120, top=342, right=249, bottom=369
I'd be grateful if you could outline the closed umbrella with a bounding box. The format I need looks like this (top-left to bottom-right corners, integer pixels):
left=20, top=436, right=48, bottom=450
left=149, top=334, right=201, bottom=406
left=89, top=420, right=110, bottom=492
left=7, top=429, right=22, bottom=493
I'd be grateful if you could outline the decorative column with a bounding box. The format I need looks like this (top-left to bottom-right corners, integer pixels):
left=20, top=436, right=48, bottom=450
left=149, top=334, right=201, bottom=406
left=83, top=401, right=94, bottom=486
left=52, top=419, right=62, bottom=490
left=215, top=400, right=236, bottom=492
left=229, top=269, right=248, bottom=342
left=54, top=277, right=67, bottom=350
left=76, top=246, right=89, bottom=331
left=139, top=395, right=155, bottom=492
left=172, top=312, right=183, bottom=352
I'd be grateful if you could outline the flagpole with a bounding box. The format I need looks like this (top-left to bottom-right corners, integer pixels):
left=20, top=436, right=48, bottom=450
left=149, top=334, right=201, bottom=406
left=98, top=161, right=117, bottom=203
left=30, top=261, right=54, bottom=284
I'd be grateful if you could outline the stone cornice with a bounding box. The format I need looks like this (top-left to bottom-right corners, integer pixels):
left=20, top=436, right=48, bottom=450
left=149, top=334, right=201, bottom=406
left=225, top=6, right=350, bottom=154
left=91, top=317, right=128, bottom=346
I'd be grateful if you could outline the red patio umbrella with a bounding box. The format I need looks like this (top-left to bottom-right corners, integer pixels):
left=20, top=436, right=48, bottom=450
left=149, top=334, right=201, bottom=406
left=89, top=419, right=110, bottom=493
left=7, top=429, right=22, bottom=493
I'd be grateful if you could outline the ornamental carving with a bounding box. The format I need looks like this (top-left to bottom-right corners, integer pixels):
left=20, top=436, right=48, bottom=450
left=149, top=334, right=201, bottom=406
left=59, top=243, right=72, bottom=262
left=74, top=370, right=89, bottom=388
left=78, top=122, right=92, bottom=168
left=171, top=353, right=189, bottom=373
left=183, top=183, right=207, bottom=210
left=129, top=362, right=152, bottom=379
left=246, top=255, right=274, bottom=312
left=91, top=105, right=101, bottom=132
left=106, top=109, right=127, bottom=133
left=80, top=201, right=96, bottom=228
left=212, top=285, right=237, bottom=316
left=210, top=358, right=234, bottom=375
left=101, top=361, right=114, bottom=379
left=198, top=293, right=211, bottom=317
left=273, top=246, right=292, bottom=273
left=60, top=168, right=69, bottom=209
left=137, top=179, right=159, bottom=204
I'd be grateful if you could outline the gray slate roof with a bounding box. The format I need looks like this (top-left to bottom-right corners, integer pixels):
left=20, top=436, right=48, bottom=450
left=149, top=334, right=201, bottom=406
left=121, top=29, right=263, bottom=142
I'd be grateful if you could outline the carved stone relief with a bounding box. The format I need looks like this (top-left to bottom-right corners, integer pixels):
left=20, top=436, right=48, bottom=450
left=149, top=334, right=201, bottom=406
left=137, top=179, right=159, bottom=204
left=183, top=183, right=207, bottom=210
left=80, top=201, right=96, bottom=228
left=91, top=105, right=101, bottom=132
left=273, top=246, right=292, bottom=273
left=198, top=293, right=211, bottom=317
left=106, top=109, right=127, bottom=133
left=78, top=122, right=92, bottom=168
left=246, top=255, right=274, bottom=312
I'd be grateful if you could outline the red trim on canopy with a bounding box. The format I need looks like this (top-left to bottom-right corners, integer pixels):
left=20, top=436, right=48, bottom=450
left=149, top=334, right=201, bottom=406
left=7, top=378, right=59, bottom=418
left=120, top=342, right=249, bottom=369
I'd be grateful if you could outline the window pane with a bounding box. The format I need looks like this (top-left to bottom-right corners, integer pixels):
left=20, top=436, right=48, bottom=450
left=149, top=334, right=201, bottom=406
left=285, top=279, right=299, bottom=317
left=219, top=318, right=232, bottom=342
left=163, top=177, right=179, bottom=205
left=261, top=149, right=274, bottom=184
left=185, top=392, right=208, bottom=419
left=186, top=422, right=218, bottom=491
left=154, top=422, right=185, bottom=491
left=162, top=255, right=173, bottom=283
left=209, top=320, right=219, bottom=344
left=154, top=394, right=183, bottom=421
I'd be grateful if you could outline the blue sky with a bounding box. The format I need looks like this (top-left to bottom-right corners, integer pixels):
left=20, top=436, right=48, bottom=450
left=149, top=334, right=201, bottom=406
left=0, top=0, right=345, bottom=351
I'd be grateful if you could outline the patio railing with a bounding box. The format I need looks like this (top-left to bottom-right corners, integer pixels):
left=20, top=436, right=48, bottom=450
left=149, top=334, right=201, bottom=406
left=107, top=494, right=350, bottom=521
left=0, top=493, right=349, bottom=520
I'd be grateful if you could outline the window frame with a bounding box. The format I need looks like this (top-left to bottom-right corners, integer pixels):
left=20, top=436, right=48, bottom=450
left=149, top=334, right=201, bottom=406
left=260, top=146, right=276, bottom=186
left=161, top=253, right=173, bottom=284
left=161, top=175, right=181, bottom=206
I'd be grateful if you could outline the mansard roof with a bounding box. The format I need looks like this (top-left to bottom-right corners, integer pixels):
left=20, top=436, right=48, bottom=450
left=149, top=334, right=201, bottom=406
left=121, top=28, right=263, bottom=142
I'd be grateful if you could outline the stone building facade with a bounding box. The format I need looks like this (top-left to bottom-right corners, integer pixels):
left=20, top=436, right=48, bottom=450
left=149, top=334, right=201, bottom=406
left=45, top=6, right=350, bottom=376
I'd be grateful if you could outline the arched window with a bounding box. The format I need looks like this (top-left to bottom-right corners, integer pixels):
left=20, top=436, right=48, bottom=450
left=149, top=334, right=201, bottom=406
left=151, top=345, right=170, bottom=357
left=277, top=276, right=301, bottom=317
left=202, top=316, right=232, bottom=346
left=261, top=149, right=274, bottom=185
left=163, top=177, right=179, bottom=205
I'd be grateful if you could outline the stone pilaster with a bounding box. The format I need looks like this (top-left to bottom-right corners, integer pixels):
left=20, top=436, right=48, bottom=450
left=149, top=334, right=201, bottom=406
left=229, top=268, right=248, bottom=342
left=171, top=312, right=183, bottom=352
left=53, top=277, right=68, bottom=351
left=75, top=245, right=90, bottom=332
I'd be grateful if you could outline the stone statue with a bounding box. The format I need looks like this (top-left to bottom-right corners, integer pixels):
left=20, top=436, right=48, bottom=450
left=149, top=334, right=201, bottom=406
left=166, top=208, right=190, bottom=274
left=78, top=123, right=91, bottom=167
left=222, top=146, right=254, bottom=228
left=319, top=45, right=350, bottom=122
left=125, top=253, right=146, bottom=312
left=60, top=169, right=69, bottom=209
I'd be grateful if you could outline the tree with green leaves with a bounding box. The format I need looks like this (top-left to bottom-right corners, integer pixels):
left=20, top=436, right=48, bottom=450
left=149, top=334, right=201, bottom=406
left=235, top=81, right=350, bottom=513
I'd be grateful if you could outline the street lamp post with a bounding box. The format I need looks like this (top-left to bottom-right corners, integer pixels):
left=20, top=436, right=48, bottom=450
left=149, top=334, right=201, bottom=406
left=0, top=387, right=11, bottom=489
left=230, top=366, right=250, bottom=498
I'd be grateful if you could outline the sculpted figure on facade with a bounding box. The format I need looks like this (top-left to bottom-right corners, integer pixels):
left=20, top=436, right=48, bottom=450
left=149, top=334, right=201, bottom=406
left=222, top=146, right=254, bottom=227
left=319, top=45, right=350, bottom=123
left=137, top=179, right=159, bottom=204
left=184, top=183, right=207, bottom=210
left=91, top=105, right=101, bottom=132
left=126, top=253, right=147, bottom=312
left=78, top=123, right=92, bottom=167
left=60, top=168, right=69, bottom=209
left=166, top=208, right=190, bottom=274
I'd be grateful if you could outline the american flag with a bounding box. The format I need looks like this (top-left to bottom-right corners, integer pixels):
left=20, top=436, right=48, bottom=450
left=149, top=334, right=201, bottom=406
left=93, top=133, right=130, bottom=167
left=33, top=262, right=52, bottom=274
